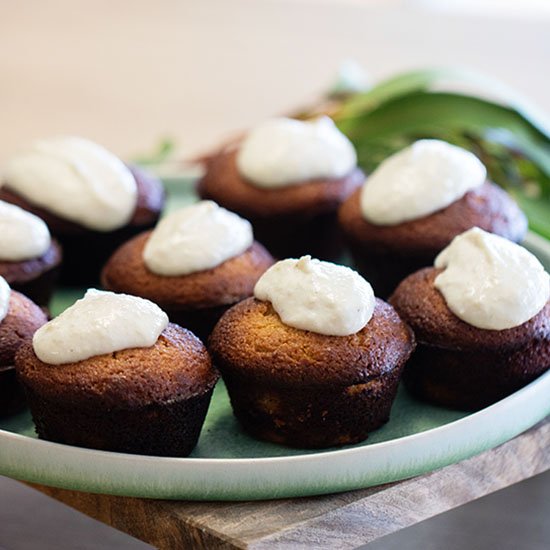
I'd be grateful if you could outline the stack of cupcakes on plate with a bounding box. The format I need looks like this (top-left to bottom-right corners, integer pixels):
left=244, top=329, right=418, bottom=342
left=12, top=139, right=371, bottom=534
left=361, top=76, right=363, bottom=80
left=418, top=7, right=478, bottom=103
left=4, top=120, right=549, bottom=457
left=198, top=117, right=364, bottom=260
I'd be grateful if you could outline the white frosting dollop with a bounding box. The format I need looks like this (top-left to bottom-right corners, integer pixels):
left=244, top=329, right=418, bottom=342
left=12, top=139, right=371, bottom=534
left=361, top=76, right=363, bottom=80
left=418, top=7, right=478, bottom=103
left=254, top=256, right=375, bottom=336
left=143, top=201, right=253, bottom=276
left=360, top=139, right=486, bottom=225
left=0, top=276, right=11, bottom=324
left=3, top=137, right=138, bottom=231
left=32, top=289, right=169, bottom=365
left=236, top=117, right=357, bottom=188
left=0, top=200, right=51, bottom=261
left=434, top=228, right=550, bottom=330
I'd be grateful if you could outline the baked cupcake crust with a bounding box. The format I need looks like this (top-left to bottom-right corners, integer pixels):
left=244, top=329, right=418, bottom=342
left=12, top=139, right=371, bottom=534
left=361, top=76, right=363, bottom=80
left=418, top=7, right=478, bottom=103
left=0, top=290, right=47, bottom=368
left=0, top=164, right=164, bottom=235
left=198, top=150, right=365, bottom=218
left=389, top=267, right=550, bottom=410
left=209, top=297, right=415, bottom=385
left=210, top=297, right=414, bottom=448
left=15, top=323, right=218, bottom=409
left=339, top=181, right=528, bottom=257
left=0, top=240, right=62, bottom=285
left=101, top=233, right=275, bottom=310
left=389, top=267, right=550, bottom=351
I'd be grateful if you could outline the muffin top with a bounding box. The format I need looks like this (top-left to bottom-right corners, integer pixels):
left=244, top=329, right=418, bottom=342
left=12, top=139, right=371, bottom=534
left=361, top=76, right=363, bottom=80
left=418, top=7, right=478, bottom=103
left=209, top=297, right=415, bottom=386
left=389, top=267, right=550, bottom=351
left=0, top=199, right=62, bottom=282
left=16, top=323, right=217, bottom=409
left=2, top=137, right=139, bottom=231
left=235, top=117, right=357, bottom=188
left=0, top=283, right=47, bottom=367
left=102, top=231, right=274, bottom=309
left=0, top=162, right=164, bottom=235
left=359, top=140, right=487, bottom=225
left=339, top=181, right=527, bottom=256
left=198, top=148, right=364, bottom=218
left=0, top=240, right=62, bottom=285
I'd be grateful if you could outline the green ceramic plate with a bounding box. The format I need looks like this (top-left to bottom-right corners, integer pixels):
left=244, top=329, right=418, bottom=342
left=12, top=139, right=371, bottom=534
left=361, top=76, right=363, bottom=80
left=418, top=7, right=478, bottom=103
left=0, top=179, right=549, bottom=501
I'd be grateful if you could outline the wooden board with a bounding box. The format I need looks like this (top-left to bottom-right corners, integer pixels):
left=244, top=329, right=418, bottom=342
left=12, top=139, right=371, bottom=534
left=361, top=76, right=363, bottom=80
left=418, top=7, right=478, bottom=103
left=30, top=417, right=549, bottom=549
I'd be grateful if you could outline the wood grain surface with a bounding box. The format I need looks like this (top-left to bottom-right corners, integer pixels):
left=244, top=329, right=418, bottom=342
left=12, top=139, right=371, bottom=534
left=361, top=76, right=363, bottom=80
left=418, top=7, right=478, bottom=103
left=31, top=417, right=549, bottom=549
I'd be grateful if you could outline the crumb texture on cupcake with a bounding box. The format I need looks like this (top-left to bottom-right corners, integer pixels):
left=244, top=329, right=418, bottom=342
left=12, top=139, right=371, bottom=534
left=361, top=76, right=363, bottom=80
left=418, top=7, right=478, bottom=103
left=199, top=149, right=364, bottom=219
left=210, top=297, right=413, bottom=385
left=390, top=266, right=550, bottom=410
left=0, top=285, right=47, bottom=367
left=0, top=281, right=47, bottom=416
left=340, top=181, right=527, bottom=257
left=210, top=296, right=415, bottom=448
left=17, top=323, right=217, bottom=409
left=102, top=232, right=274, bottom=310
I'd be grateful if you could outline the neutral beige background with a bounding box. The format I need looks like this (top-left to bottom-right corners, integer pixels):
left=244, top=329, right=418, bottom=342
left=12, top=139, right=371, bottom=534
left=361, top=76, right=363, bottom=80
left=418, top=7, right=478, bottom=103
left=0, top=0, right=549, bottom=164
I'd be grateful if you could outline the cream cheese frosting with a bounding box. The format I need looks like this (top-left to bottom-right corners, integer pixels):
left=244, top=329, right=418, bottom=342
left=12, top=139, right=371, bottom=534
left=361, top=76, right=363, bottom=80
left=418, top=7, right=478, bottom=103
left=360, top=139, right=486, bottom=225
left=434, top=228, right=550, bottom=330
left=3, top=136, right=137, bottom=231
left=254, top=255, right=374, bottom=336
left=236, top=117, right=357, bottom=188
left=0, top=276, right=10, bottom=324
left=0, top=200, right=51, bottom=261
left=143, top=200, right=253, bottom=276
left=32, top=289, right=169, bottom=365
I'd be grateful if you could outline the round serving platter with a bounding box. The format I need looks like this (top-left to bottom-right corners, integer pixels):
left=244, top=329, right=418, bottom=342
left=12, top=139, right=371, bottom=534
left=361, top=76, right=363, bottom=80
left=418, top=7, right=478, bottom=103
left=0, top=180, right=549, bottom=501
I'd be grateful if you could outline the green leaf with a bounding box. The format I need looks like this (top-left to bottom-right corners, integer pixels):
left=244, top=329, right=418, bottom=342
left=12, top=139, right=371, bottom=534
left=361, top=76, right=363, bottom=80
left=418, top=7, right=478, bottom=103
left=133, top=137, right=177, bottom=166
left=335, top=68, right=550, bottom=139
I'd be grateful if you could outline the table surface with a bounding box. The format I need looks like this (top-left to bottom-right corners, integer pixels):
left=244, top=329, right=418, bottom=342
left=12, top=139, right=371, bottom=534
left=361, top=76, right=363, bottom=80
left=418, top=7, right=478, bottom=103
left=26, top=418, right=549, bottom=549
left=1, top=1, right=549, bottom=548
left=0, top=0, right=549, bottom=165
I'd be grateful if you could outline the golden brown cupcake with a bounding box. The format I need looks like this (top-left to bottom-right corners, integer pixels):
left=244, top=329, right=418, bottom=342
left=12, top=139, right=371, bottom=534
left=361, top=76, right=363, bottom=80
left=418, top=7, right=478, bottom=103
left=209, top=256, right=415, bottom=449
left=198, top=117, right=364, bottom=260
left=102, top=201, right=274, bottom=341
left=1, top=137, right=164, bottom=286
left=339, top=139, right=527, bottom=297
left=16, top=289, right=219, bottom=456
left=0, top=277, right=48, bottom=416
left=389, top=228, right=550, bottom=410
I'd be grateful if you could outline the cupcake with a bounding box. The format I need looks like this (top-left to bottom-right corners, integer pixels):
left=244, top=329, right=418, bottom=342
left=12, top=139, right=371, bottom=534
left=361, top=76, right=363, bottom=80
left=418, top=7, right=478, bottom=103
left=1, top=137, right=164, bottom=286
left=15, top=289, right=219, bottom=456
left=209, top=256, right=415, bottom=449
left=198, top=117, right=364, bottom=260
left=101, top=200, right=274, bottom=341
left=389, top=227, right=550, bottom=411
left=0, top=200, right=62, bottom=306
left=0, top=276, right=48, bottom=416
left=339, top=139, right=527, bottom=297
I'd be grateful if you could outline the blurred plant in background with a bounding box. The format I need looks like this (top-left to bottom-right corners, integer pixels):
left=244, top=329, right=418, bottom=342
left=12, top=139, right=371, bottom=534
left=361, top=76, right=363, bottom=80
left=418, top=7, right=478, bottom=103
left=138, top=68, right=550, bottom=239
left=299, top=68, right=550, bottom=238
